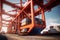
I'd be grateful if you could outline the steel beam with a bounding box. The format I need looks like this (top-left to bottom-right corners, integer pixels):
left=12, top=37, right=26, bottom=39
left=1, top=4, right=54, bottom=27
left=20, top=0, right=22, bottom=9
left=3, top=0, right=20, bottom=9
left=41, top=9, right=46, bottom=28
left=31, top=0, right=34, bottom=24
left=0, top=0, right=3, bottom=30
left=2, top=10, right=16, bottom=17
left=2, top=19, right=12, bottom=22
left=44, top=0, right=60, bottom=11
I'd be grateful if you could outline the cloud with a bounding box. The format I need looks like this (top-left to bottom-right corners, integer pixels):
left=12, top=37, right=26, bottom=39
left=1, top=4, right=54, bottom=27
left=46, top=18, right=60, bottom=28
left=50, top=23, right=60, bottom=26
left=46, top=18, right=58, bottom=22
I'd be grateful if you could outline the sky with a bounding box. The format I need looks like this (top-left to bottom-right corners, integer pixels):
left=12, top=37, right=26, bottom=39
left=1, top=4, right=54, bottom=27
left=3, top=0, right=60, bottom=28
left=45, top=5, right=60, bottom=28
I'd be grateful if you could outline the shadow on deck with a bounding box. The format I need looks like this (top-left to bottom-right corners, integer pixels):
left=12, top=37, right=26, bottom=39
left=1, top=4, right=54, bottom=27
left=0, top=34, right=8, bottom=40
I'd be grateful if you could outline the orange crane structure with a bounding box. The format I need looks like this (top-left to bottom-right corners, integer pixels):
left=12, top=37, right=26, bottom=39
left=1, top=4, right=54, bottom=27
left=0, top=0, right=60, bottom=35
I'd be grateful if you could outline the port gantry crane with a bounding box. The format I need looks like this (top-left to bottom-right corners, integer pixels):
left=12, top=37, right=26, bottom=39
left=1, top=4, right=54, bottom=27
left=0, top=0, right=60, bottom=35
left=11, top=0, right=60, bottom=35
left=11, top=0, right=46, bottom=35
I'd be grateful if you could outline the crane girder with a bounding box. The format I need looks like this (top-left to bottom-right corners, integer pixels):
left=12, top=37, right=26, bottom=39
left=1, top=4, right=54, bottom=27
left=44, top=0, right=60, bottom=11
left=3, top=0, right=20, bottom=9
